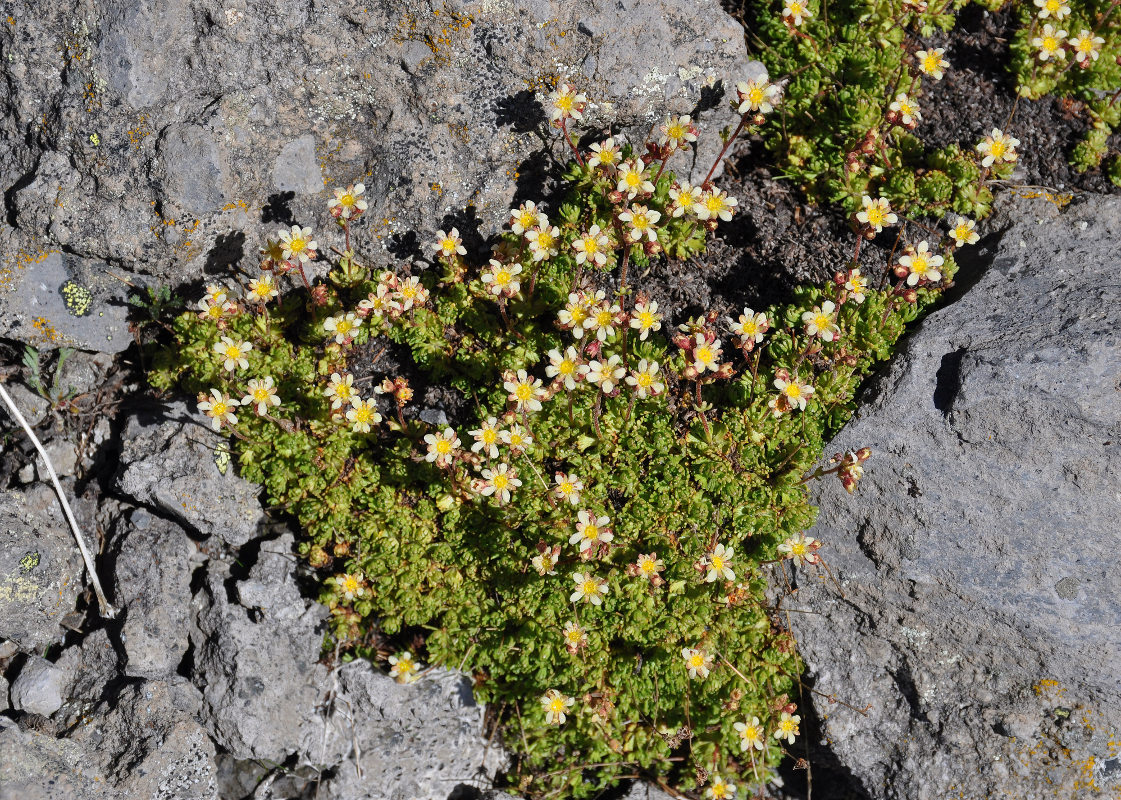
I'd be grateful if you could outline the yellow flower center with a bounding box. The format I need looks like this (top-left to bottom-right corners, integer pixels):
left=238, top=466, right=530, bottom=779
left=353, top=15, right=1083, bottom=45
left=990, top=140, right=1006, bottom=158
left=785, top=383, right=803, bottom=399
left=509, top=433, right=524, bottom=447
left=253, top=388, right=270, bottom=402
left=748, top=86, right=764, bottom=104
left=743, top=321, right=757, bottom=335
left=911, top=255, right=928, bottom=273
left=790, top=2, right=803, bottom=15
left=225, top=345, right=241, bottom=359
left=556, top=95, right=573, bottom=111
left=516, top=384, right=533, bottom=401
left=689, top=654, right=704, bottom=668
left=583, top=237, right=598, bottom=253
left=625, top=172, right=641, bottom=187
left=712, top=786, right=729, bottom=800
left=343, top=576, right=359, bottom=593
left=483, top=429, right=497, bottom=444
left=570, top=307, right=587, bottom=324
left=536, top=232, right=554, bottom=249
left=519, top=212, right=535, bottom=229
left=923, top=54, right=940, bottom=72
left=560, top=481, right=574, bottom=494
left=289, top=237, right=305, bottom=253
left=206, top=305, right=222, bottom=318
left=900, top=101, right=913, bottom=116
left=813, top=314, right=829, bottom=329
left=866, top=206, right=885, bottom=226
left=1043, top=36, right=1058, bottom=52
left=711, top=556, right=724, bottom=571
left=340, top=193, right=356, bottom=207
left=596, top=310, right=613, bottom=326
left=633, top=214, right=649, bottom=229
left=1078, top=37, right=1094, bottom=52
left=212, top=401, right=228, bottom=416
left=1046, top=0, right=1060, bottom=10
left=641, top=559, right=656, bottom=574
left=583, top=524, right=599, bottom=540
left=559, top=360, right=576, bottom=376
left=639, top=312, right=655, bottom=328
left=493, top=474, right=509, bottom=490
left=696, top=346, right=713, bottom=364
left=850, top=278, right=866, bottom=293
left=637, top=373, right=653, bottom=388
left=742, top=726, right=760, bottom=741
left=496, top=270, right=511, bottom=285
left=400, top=285, right=417, bottom=299
left=781, top=720, right=796, bottom=732
left=354, top=406, right=372, bottom=423
left=566, top=630, right=581, bottom=643
left=582, top=580, right=598, bottom=595
left=436, top=439, right=452, bottom=454
left=336, top=384, right=352, bottom=400
left=441, top=238, right=456, bottom=252
left=705, top=196, right=724, bottom=212
left=599, top=149, right=616, bottom=163
left=791, top=541, right=806, bottom=556
left=336, top=319, right=353, bottom=334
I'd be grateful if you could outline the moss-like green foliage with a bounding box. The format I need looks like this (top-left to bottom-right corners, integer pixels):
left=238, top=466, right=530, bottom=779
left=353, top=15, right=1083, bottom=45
left=150, top=95, right=963, bottom=796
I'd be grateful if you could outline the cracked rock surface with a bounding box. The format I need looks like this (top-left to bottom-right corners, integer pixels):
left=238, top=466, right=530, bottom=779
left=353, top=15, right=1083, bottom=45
left=788, top=193, right=1121, bottom=800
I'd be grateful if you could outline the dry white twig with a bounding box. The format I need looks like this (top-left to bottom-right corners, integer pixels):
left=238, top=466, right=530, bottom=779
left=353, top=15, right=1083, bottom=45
left=0, top=379, right=117, bottom=618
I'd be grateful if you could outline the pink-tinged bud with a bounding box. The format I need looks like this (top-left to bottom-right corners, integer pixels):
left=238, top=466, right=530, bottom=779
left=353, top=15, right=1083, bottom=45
left=681, top=364, right=699, bottom=381
left=885, top=110, right=900, bottom=127
left=834, top=270, right=847, bottom=285
left=894, top=264, right=910, bottom=279
left=715, top=363, right=735, bottom=380
left=855, top=447, right=872, bottom=461
left=752, top=113, right=766, bottom=126
left=644, top=240, right=663, bottom=257
left=902, top=288, right=918, bottom=304
left=583, top=339, right=602, bottom=358
left=843, top=353, right=859, bottom=367
left=673, top=333, right=694, bottom=351
left=310, top=284, right=330, bottom=306
left=704, top=219, right=720, bottom=233
left=608, top=190, right=625, bottom=205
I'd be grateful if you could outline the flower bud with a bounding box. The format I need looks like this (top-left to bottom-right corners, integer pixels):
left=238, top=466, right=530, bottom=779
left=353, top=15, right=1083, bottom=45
left=902, top=288, right=918, bottom=304
left=834, top=270, right=847, bottom=286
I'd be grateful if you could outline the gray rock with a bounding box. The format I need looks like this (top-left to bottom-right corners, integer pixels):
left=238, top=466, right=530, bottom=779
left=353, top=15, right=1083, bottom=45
left=0, top=716, right=114, bottom=800
left=0, top=676, right=9, bottom=713
left=54, top=627, right=121, bottom=712
left=0, top=383, right=50, bottom=428
left=0, top=488, right=84, bottom=652
left=298, top=663, right=507, bottom=800
left=69, top=678, right=218, bottom=800
left=36, top=440, right=78, bottom=480
left=788, top=194, right=1121, bottom=799
left=189, top=533, right=328, bottom=762
left=10, top=656, right=72, bottom=717
left=115, top=403, right=264, bottom=547
left=1, top=0, right=759, bottom=341
left=109, top=509, right=194, bottom=679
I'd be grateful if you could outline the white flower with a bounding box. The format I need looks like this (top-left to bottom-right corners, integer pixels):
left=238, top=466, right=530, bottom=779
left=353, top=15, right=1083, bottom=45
left=214, top=336, right=252, bottom=372
left=553, top=472, right=584, bottom=505
left=777, top=533, right=821, bottom=566
left=695, top=188, right=738, bottom=222
left=629, top=299, right=662, bottom=341
left=949, top=216, right=979, bottom=247
left=328, top=183, right=367, bottom=219
left=572, top=224, right=610, bottom=266
left=844, top=270, right=869, bottom=304
left=434, top=228, right=466, bottom=258
left=658, top=115, right=698, bottom=150
left=618, top=204, right=661, bottom=242
left=388, top=651, right=420, bottom=683
left=197, top=388, right=238, bottom=431
left=346, top=397, right=381, bottom=433
left=782, top=0, right=812, bottom=26
left=546, top=82, right=587, bottom=123
left=704, top=543, right=735, bottom=582
left=1071, top=30, right=1104, bottom=64
left=546, top=347, right=582, bottom=391
left=625, top=359, right=664, bottom=399
left=889, top=92, right=921, bottom=126
left=899, top=241, right=944, bottom=286
left=500, top=424, right=533, bottom=454
left=324, top=312, right=362, bottom=344
left=525, top=222, right=560, bottom=262
left=570, top=509, right=613, bottom=553
left=587, top=300, right=621, bottom=342
left=278, top=226, right=317, bottom=264
left=669, top=182, right=703, bottom=218
left=540, top=689, right=576, bottom=724
left=734, top=717, right=766, bottom=752
left=734, top=78, right=781, bottom=115
left=855, top=195, right=897, bottom=232
left=468, top=416, right=503, bottom=459
left=774, top=712, right=801, bottom=744
left=705, top=775, right=736, bottom=800
left=423, top=427, right=461, bottom=466
left=691, top=334, right=723, bottom=374
left=241, top=376, right=281, bottom=416
left=682, top=647, right=713, bottom=679
left=582, top=355, right=626, bottom=394
left=570, top=571, right=609, bottom=605
left=504, top=369, right=545, bottom=412
left=481, top=260, right=523, bottom=296
left=616, top=159, right=654, bottom=198
left=588, top=137, right=621, bottom=171
left=478, top=463, right=521, bottom=504
left=729, top=309, right=768, bottom=347
left=1031, top=24, right=1067, bottom=61
left=510, top=201, right=541, bottom=235
left=915, top=48, right=949, bottom=80
left=324, top=372, right=356, bottom=409
left=802, top=301, right=839, bottom=342
left=976, top=128, right=1020, bottom=168
left=1033, top=0, right=1070, bottom=19
left=247, top=275, right=279, bottom=304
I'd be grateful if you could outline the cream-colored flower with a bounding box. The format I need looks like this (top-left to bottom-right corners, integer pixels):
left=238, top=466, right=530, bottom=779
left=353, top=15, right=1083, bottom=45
left=540, top=688, right=576, bottom=724
left=198, top=388, right=238, bottom=431
left=889, top=92, right=921, bottom=126
left=324, top=372, right=356, bottom=410
left=553, top=472, right=584, bottom=505
left=1031, top=24, right=1067, bottom=61
left=658, top=115, right=698, bottom=150
left=481, top=259, right=523, bottom=297
left=278, top=226, right=317, bottom=264
left=782, top=0, right=812, bottom=27
left=695, top=188, right=738, bottom=222
left=546, top=347, right=582, bottom=392
left=504, top=369, right=545, bottom=412
left=976, top=128, right=1020, bottom=167
left=669, top=182, right=703, bottom=218
left=734, top=78, right=781, bottom=115
left=802, top=300, right=839, bottom=342
left=774, top=711, right=801, bottom=744
left=682, top=647, right=713, bottom=679
left=346, top=397, right=381, bottom=433
left=704, top=543, right=736, bottom=582
left=546, top=82, right=587, bottom=123
left=434, top=228, right=467, bottom=258
left=616, top=159, right=654, bottom=198
left=478, top=463, right=521, bottom=504
left=570, top=571, right=609, bottom=605
left=388, top=651, right=420, bottom=683
left=618, top=204, right=661, bottom=242
left=423, top=427, right=461, bottom=466
left=855, top=195, right=898, bottom=232
left=324, top=312, right=362, bottom=344
left=241, top=376, right=281, bottom=416
left=734, top=717, right=766, bottom=752
left=625, top=359, right=664, bottom=399
left=588, top=137, right=621, bottom=171
left=582, top=355, right=627, bottom=394
left=214, top=336, right=252, bottom=372
left=915, top=48, right=949, bottom=80
left=1071, top=30, right=1104, bottom=64
left=247, top=274, right=278, bottom=304
left=526, top=222, right=561, bottom=262
left=949, top=216, right=980, bottom=247
left=1033, top=0, right=1070, bottom=20
left=845, top=269, right=869, bottom=304
left=572, top=224, right=610, bottom=266
left=328, top=183, right=367, bottom=219
left=468, top=416, right=503, bottom=459
left=630, top=299, right=662, bottom=341
left=510, top=201, right=541, bottom=235
left=571, top=509, right=613, bottom=553
left=899, top=241, right=944, bottom=286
